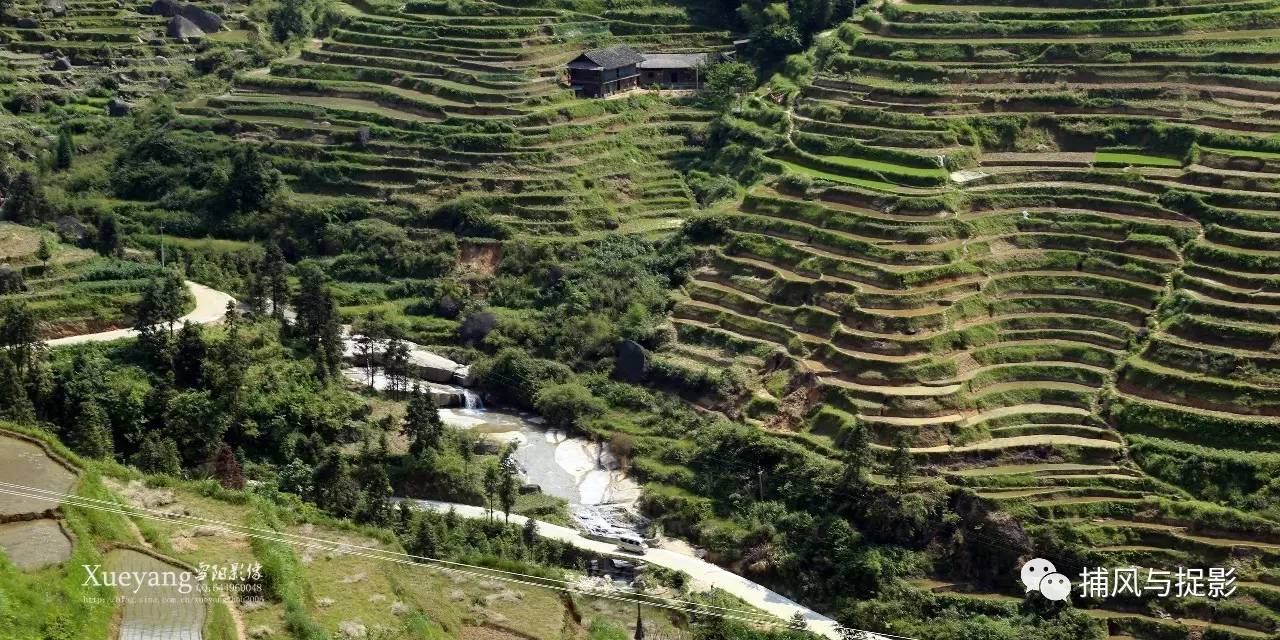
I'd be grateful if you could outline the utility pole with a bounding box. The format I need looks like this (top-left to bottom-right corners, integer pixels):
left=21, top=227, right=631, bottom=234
left=757, top=468, right=764, bottom=501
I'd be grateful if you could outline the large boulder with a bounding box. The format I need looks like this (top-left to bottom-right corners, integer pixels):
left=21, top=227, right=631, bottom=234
left=178, top=4, right=222, bottom=32
left=42, top=0, right=66, bottom=17
left=165, top=15, right=204, bottom=39
left=615, top=340, right=649, bottom=383
left=16, top=16, right=40, bottom=28
left=106, top=98, right=131, bottom=117
left=51, top=56, right=71, bottom=71
left=407, top=348, right=465, bottom=383
left=148, top=0, right=181, bottom=16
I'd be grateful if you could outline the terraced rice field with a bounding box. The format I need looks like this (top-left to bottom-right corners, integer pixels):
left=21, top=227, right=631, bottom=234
left=680, top=1, right=1280, bottom=637
left=0, top=432, right=76, bottom=519
left=0, top=224, right=176, bottom=338
left=173, top=0, right=733, bottom=238
left=0, top=0, right=243, bottom=105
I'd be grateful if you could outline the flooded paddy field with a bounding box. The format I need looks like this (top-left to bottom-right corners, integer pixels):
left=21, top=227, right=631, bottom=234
left=0, top=518, right=72, bottom=570
left=0, top=433, right=76, bottom=518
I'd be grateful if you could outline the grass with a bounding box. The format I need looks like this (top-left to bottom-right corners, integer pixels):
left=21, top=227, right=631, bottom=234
left=1094, top=151, right=1183, bottom=167
left=771, top=158, right=905, bottom=193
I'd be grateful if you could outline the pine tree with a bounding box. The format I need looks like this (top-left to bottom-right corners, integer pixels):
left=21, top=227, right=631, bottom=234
left=96, top=215, right=120, bottom=257
left=214, top=302, right=248, bottom=406
left=71, top=399, right=114, bottom=459
left=54, top=126, right=74, bottom=171
left=1, top=171, right=45, bottom=223
left=383, top=337, right=411, bottom=394
left=173, top=321, right=206, bottom=389
left=35, top=234, right=53, bottom=264
left=0, top=300, right=40, bottom=374
left=889, top=431, right=915, bottom=488
left=0, top=351, right=33, bottom=421
left=483, top=464, right=500, bottom=520
left=402, top=384, right=444, bottom=457
left=414, top=517, right=439, bottom=558
left=499, top=444, right=519, bottom=523
left=262, top=243, right=289, bottom=319
left=213, top=443, right=245, bottom=489
left=221, top=146, right=282, bottom=214
left=357, top=463, right=392, bottom=525
left=134, top=432, right=182, bottom=476
left=312, top=448, right=359, bottom=518
left=521, top=517, right=538, bottom=547
left=294, top=261, right=343, bottom=378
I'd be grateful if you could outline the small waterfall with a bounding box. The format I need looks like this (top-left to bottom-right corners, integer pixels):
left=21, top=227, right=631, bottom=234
left=462, top=389, right=483, bottom=410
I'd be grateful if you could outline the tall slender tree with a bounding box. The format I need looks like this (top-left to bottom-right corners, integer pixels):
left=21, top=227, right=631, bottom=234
left=54, top=126, right=74, bottom=170
left=402, top=384, right=444, bottom=457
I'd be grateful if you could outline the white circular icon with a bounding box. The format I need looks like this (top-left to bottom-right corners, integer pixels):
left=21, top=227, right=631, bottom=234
left=1020, top=558, right=1057, bottom=592
left=1039, top=572, right=1071, bottom=601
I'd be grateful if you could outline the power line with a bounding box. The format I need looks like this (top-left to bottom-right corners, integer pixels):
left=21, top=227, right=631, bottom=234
left=0, top=481, right=919, bottom=639
left=0, top=483, right=784, bottom=629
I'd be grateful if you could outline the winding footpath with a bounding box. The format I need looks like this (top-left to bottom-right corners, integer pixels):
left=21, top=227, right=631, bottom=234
left=410, top=500, right=865, bottom=640
left=45, top=281, right=236, bottom=347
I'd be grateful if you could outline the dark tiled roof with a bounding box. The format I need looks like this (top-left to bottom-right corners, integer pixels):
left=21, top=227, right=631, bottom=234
left=567, top=45, right=646, bottom=70
left=637, top=52, right=720, bottom=70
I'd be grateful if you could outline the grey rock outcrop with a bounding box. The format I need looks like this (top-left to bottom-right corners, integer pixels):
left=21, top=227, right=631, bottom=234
left=165, top=15, right=205, bottom=39
left=615, top=340, right=649, bottom=383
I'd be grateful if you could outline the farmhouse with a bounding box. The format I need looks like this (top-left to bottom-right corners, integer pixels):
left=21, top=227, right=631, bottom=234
left=565, top=45, right=645, bottom=98
left=567, top=46, right=730, bottom=97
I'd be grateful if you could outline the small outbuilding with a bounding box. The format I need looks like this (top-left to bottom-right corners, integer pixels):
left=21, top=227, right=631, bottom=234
left=566, top=45, right=645, bottom=98
left=637, top=52, right=722, bottom=89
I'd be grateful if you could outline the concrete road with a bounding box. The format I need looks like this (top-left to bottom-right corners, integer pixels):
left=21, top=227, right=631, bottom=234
left=46, top=281, right=236, bottom=347
left=408, top=499, right=867, bottom=640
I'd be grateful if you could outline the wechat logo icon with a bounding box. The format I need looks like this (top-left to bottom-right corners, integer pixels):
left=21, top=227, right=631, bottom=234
left=1021, top=558, right=1071, bottom=602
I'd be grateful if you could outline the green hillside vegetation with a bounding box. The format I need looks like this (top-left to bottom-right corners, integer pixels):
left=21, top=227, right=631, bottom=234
left=4, top=0, right=1280, bottom=638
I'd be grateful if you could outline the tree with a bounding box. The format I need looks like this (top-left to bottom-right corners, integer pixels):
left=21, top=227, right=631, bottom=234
left=483, top=464, right=500, bottom=520
left=261, top=242, right=289, bottom=319
left=414, top=516, right=440, bottom=558
left=354, top=331, right=378, bottom=390
left=312, top=448, right=360, bottom=518
left=70, top=399, right=114, bottom=459
left=521, top=517, right=538, bottom=547
left=890, top=431, right=915, bottom=487
left=270, top=0, right=315, bottom=42
left=137, top=270, right=187, bottom=333
left=2, top=171, right=46, bottom=224
left=357, top=462, right=392, bottom=525
left=173, top=321, right=207, bottom=389
left=499, top=445, right=519, bottom=523
left=702, top=61, right=757, bottom=110
left=0, top=300, right=40, bottom=374
left=533, top=382, right=605, bottom=431
left=220, top=146, right=282, bottom=214
left=96, top=214, right=121, bottom=257
left=54, top=126, right=74, bottom=171
left=0, top=351, right=33, bottom=421
left=213, top=443, right=246, bottom=489
left=402, top=384, right=444, bottom=457
left=213, top=302, right=249, bottom=408
left=134, top=432, right=182, bottom=476
left=35, top=234, right=53, bottom=264
left=294, top=261, right=342, bottom=377
left=384, top=337, right=411, bottom=394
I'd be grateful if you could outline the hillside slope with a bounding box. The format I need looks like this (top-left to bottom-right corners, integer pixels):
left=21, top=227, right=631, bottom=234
left=689, top=1, right=1280, bottom=637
